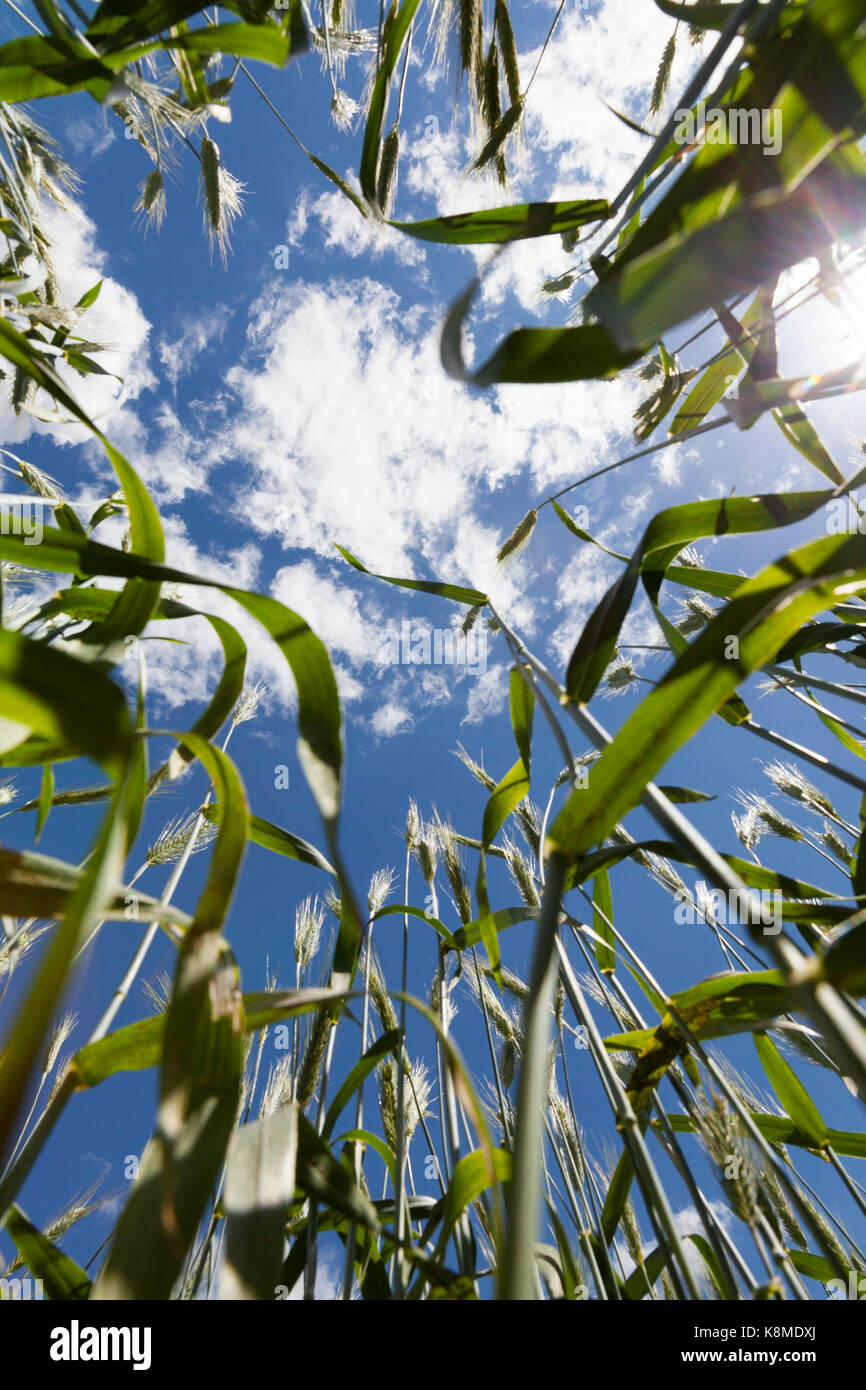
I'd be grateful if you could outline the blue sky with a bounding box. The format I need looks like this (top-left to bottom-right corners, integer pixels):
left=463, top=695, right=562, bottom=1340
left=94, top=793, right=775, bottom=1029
left=2, top=0, right=866, bottom=1296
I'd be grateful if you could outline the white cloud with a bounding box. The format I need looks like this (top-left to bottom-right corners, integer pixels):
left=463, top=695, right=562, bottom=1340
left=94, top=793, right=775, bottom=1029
left=387, top=0, right=707, bottom=312
left=1, top=0, right=741, bottom=739
left=159, top=311, right=229, bottom=388
left=272, top=560, right=380, bottom=661
left=63, top=111, right=118, bottom=161
left=371, top=702, right=413, bottom=737
left=552, top=545, right=617, bottom=666
left=287, top=186, right=426, bottom=268
left=212, top=276, right=645, bottom=574
left=517, top=0, right=692, bottom=197
left=614, top=1199, right=733, bottom=1296
left=462, top=664, right=508, bottom=724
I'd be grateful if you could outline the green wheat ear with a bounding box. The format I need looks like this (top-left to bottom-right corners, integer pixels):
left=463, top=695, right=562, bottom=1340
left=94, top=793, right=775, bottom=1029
left=133, top=168, right=167, bottom=233
left=496, top=508, right=537, bottom=567
left=199, top=135, right=245, bottom=263
left=376, top=125, right=399, bottom=217
left=650, top=32, right=677, bottom=115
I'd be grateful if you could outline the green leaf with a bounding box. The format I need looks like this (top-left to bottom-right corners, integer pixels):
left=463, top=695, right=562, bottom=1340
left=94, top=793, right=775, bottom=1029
left=335, top=544, right=487, bottom=606
left=92, top=941, right=244, bottom=1300
left=70, top=1015, right=164, bottom=1087
left=0, top=845, right=190, bottom=926
left=93, top=738, right=248, bottom=1298
left=588, top=167, right=866, bottom=352
left=475, top=672, right=535, bottom=983
left=589, top=0, right=866, bottom=347
left=34, top=761, right=53, bottom=841
left=204, top=806, right=336, bottom=875
left=4, top=1206, right=91, bottom=1299
left=605, top=972, right=797, bottom=1101
left=68, top=987, right=349, bottom=1089
left=686, top=1233, right=736, bottom=1300
left=670, top=286, right=774, bottom=435
left=550, top=532, right=866, bottom=865
left=75, top=280, right=102, bottom=310
left=0, top=778, right=129, bottom=1184
left=653, top=0, right=803, bottom=28
left=667, top=1112, right=866, bottom=1158
left=0, top=525, right=344, bottom=831
left=391, top=199, right=609, bottom=245
left=509, top=666, right=534, bottom=774
left=820, top=918, right=866, bottom=996
left=149, top=612, right=246, bottom=792
left=334, top=1128, right=396, bottom=1184
left=359, top=0, right=423, bottom=205
left=220, top=1107, right=298, bottom=1300
left=322, top=1029, right=401, bottom=1140
left=622, top=1243, right=669, bottom=1299
left=656, top=785, right=715, bottom=803
left=565, top=481, right=849, bottom=703
left=0, top=35, right=115, bottom=102
left=601, top=1136, right=642, bottom=1244
left=754, top=1031, right=830, bottom=1150
left=431, top=1148, right=511, bottom=1260
left=295, top=1113, right=381, bottom=1231
left=787, top=1248, right=859, bottom=1283
left=159, top=21, right=294, bottom=64
left=443, top=276, right=642, bottom=384
left=0, top=626, right=131, bottom=768
left=592, top=869, right=616, bottom=974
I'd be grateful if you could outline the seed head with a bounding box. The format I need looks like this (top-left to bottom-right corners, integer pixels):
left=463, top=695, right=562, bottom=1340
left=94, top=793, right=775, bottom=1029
left=133, top=167, right=167, bottom=233
left=16, top=458, right=63, bottom=501
left=496, top=508, right=537, bottom=568
left=602, top=659, right=639, bottom=698
left=735, top=791, right=803, bottom=842
left=43, top=1011, right=77, bottom=1074
left=330, top=89, right=359, bottom=132
left=294, top=895, right=325, bottom=967
left=232, top=679, right=268, bottom=726
left=731, top=806, right=763, bottom=853
left=146, top=811, right=217, bottom=867
left=199, top=136, right=245, bottom=264
left=763, top=760, right=834, bottom=818
left=367, top=866, right=397, bottom=916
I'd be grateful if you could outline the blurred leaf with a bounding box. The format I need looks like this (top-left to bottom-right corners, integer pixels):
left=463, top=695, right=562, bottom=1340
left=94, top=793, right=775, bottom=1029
left=94, top=738, right=247, bottom=1298
left=34, top=762, right=53, bottom=841
left=443, top=278, right=642, bottom=384
left=220, top=1107, right=298, bottom=1300
left=5, top=1206, right=91, bottom=1299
